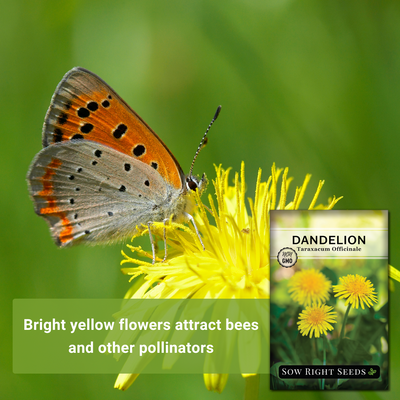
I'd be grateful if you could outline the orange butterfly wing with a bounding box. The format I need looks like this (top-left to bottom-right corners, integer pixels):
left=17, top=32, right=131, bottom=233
left=42, top=67, right=184, bottom=190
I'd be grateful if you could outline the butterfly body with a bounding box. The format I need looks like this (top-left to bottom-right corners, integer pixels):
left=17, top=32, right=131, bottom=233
left=27, top=68, right=208, bottom=248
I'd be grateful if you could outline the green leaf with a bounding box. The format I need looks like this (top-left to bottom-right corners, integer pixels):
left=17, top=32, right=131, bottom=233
left=338, top=338, right=372, bottom=363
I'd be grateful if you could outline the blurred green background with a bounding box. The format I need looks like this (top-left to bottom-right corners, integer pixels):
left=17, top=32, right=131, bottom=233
left=1, top=0, right=399, bottom=398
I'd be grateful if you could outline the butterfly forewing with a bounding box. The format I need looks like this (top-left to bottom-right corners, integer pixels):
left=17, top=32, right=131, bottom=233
left=28, top=141, right=175, bottom=246
left=43, top=67, right=184, bottom=190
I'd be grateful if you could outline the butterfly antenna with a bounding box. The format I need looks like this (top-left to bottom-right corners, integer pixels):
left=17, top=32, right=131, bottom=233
left=189, top=105, right=221, bottom=178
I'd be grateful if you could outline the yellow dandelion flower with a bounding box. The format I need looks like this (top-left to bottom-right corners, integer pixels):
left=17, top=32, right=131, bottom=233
left=116, top=162, right=341, bottom=392
left=333, top=274, right=378, bottom=309
left=298, top=304, right=337, bottom=338
left=288, top=268, right=331, bottom=306
left=204, top=373, right=229, bottom=393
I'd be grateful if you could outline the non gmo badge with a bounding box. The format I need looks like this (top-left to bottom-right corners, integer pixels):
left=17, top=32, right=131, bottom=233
left=277, top=247, right=297, bottom=268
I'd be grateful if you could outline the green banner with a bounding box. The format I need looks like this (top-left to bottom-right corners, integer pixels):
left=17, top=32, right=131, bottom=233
left=13, top=299, right=269, bottom=374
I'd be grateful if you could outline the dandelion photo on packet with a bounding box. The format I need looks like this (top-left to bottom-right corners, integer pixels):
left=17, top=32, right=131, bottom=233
left=270, top=210, right=388, bottom=391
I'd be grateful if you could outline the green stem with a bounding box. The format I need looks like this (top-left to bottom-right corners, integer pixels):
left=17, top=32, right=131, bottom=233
left=314, top=337, right=321, bottom=389
left=313, top=337, right=318, bottom=360
left=350, top=313, right=362, bottom=340
left=244, top=374, right=259, bottom=400
left=339, top=304, right=352, bottom=341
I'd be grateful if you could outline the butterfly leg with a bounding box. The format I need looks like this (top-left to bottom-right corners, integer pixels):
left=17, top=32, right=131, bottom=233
left=183, top=212, right=205, bottom=250
left=162, top=218, right=169, bottom=262
left=147, top=222, right=156, bottom=264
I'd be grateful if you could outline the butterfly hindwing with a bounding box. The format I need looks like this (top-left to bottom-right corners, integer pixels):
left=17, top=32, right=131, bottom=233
left=28, top=140, right=177, bottom=246
left=43, top=67, right=184, bottom=190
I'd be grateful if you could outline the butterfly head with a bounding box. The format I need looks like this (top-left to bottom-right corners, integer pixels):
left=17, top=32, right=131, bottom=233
left=186, top=173, right=208, bottom=194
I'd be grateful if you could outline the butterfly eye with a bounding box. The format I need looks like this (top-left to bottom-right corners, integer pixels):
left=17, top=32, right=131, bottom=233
left=186, top=178, right=199, bottom=192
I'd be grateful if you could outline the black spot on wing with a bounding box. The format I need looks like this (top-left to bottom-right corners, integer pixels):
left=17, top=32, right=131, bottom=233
left=133, top=144, right=145, bottom=157
left=113, top=124, right=128, bottom=139
left=87, top=101, right=98, bottom=111
left=54, top=128, right=63, bottom=142
left=58, top=113, right=68, bottom=125
left=77, top=108, right=90, bottom=118
left=80, top=123, right=93, bottom=133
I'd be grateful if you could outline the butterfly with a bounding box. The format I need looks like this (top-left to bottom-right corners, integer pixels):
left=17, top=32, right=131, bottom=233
left=27, top=67, right=221, bottom=262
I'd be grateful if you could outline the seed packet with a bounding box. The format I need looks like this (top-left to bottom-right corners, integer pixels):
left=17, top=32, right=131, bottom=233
left=270, top=210, right=388, bottom=390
